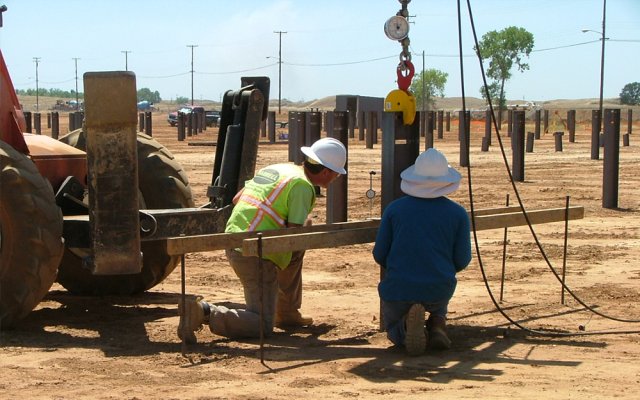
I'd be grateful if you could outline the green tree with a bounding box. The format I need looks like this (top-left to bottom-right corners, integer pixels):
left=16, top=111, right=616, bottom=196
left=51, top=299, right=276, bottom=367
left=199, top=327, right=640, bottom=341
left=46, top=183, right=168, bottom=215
left=480, top=81, right=506, bottom=109
left=409, top=68, right=448, bottom=109
left=477, top=26, right=534, bottom=124
left=620, top=82, right=640, bottom=105
left=137, top=87, right=162, bottom=103
left=175, top=96, right=189, bottom=105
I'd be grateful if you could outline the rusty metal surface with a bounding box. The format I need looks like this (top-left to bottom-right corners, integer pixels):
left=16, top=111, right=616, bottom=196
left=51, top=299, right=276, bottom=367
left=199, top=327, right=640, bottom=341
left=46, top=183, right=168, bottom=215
left=239, top=206, right=585, bottom=257
left=326, top=112, right=349, bottom=223
left=64, top=206, right=233, bottom=249
left=164, top=206, right=585, bottom=256
left=381, top=111, right=419, bottom=212
left=84, top=71, right=141, bottom=275
left=602, top=109, right=620, bottom=209
left=512, top=110, right=525, bottom=182
left=140, top=206, right=233, bottom=240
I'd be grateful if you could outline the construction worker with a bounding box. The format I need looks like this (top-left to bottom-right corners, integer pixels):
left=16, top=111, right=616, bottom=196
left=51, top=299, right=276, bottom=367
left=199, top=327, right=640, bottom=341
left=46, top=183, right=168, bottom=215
left=373, top=148, right=471, bottom=356
left=178, top=137, right=347, bottom=343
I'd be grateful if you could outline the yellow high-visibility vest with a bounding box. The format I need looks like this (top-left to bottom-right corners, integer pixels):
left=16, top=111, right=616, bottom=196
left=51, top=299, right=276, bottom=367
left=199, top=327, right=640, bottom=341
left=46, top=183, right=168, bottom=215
left=225, top=163, right=315, bottom=268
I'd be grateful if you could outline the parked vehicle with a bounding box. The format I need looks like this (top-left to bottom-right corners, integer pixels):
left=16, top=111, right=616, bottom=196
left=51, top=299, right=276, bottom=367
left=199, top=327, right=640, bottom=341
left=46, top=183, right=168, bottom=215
left=52, top=99, right=81, bottom=111
left=137, top=100, right=154, bottom=111
left=205, top=110, right=221, bottom=127
left=167, top=105, right=204, bottom=126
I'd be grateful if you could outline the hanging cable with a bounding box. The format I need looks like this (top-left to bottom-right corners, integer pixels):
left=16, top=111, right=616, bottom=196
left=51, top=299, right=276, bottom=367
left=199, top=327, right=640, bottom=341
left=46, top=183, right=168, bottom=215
left=459, top=0, right=640, bottom=336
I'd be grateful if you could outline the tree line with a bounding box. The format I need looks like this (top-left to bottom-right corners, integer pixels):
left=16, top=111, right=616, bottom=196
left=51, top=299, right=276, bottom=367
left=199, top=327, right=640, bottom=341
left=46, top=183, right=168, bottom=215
left=16, top=87, right=165, bottom=104
left=16, top=88, right=82, bottom=98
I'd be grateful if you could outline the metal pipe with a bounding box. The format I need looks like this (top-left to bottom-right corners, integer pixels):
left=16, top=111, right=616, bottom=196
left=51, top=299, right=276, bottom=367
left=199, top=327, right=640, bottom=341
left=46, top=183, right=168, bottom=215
left=258, top=233, right=266, bottom=366
left=561, top=196, right=570, bottom=305
left=499, top=194, right=509, bottom=303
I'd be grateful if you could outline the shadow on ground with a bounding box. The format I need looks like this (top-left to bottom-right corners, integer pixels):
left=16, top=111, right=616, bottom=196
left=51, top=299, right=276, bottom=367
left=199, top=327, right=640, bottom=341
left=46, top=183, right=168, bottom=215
left=1, top=289, right=605, bottom=384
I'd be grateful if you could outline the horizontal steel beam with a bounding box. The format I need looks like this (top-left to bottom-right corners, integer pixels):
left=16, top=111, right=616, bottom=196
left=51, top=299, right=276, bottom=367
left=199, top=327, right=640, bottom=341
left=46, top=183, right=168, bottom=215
left=165, top=206, right=584, bottom=256
left=165, top=219, right=380, bottom=255
left=240, top=206, right=584, bottom=256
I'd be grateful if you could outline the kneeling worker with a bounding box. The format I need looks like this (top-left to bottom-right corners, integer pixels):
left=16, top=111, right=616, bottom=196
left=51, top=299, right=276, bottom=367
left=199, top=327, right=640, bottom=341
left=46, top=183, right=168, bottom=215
left=373, top=148, right=471, bottom=356
left=178, top=137, right=347, bottom=343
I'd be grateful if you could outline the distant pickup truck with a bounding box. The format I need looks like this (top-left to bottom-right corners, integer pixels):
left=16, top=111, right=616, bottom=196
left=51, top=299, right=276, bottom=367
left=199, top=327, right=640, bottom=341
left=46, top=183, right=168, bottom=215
left=168, top=106, right=220, bottom=127
left=205, top=110, right=221, bottom=127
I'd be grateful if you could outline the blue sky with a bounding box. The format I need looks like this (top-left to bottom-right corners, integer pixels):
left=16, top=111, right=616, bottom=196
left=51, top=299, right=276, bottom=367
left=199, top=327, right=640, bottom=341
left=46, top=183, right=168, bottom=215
left=0, top=0, right=638, bottom=103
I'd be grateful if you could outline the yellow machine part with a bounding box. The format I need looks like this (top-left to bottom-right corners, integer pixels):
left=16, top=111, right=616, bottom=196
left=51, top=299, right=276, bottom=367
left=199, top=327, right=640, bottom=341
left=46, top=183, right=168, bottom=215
left=384, top=89, right=416, bottom=125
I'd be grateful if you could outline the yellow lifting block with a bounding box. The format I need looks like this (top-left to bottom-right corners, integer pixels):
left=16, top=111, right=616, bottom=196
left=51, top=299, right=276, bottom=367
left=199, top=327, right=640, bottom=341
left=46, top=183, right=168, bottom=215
left=384, top=89, right=416, bottom=125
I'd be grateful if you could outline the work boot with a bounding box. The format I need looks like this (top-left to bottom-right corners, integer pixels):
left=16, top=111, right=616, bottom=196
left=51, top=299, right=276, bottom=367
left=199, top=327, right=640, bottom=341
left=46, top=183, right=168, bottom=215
left=275, top=310, right=313, bottom=329
left=404, top=304, right=426, bottom=356
left=177, top=295, right=206, bottom=344
left=427, top=315, right=451, bottom=350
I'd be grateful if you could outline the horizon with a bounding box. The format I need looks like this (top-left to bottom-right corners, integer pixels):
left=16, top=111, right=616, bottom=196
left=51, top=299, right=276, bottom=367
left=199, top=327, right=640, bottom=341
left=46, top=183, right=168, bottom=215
left=2, top=0, right=638, bottom=104
left=16, top=92, right=631, bottom=112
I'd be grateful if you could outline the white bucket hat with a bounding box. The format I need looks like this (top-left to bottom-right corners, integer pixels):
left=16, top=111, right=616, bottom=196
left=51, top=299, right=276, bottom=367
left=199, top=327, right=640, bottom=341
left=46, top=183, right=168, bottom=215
left=301, top=137, right=347, bottom=175
left=400, top=148, right=461, bottom=198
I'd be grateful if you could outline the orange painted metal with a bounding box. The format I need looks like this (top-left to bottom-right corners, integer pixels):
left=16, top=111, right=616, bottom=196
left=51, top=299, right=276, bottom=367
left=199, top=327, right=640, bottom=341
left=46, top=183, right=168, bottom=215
left=24, top=133, right=87, bottom=192
left=0, top=49, right=28, bottom=154
left=1, top=49, right=87, bottom=192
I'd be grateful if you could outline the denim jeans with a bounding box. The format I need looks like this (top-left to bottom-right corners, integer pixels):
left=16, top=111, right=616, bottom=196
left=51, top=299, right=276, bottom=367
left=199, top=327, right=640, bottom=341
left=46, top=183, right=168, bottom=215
left=382, top=299, right=449, bottom=346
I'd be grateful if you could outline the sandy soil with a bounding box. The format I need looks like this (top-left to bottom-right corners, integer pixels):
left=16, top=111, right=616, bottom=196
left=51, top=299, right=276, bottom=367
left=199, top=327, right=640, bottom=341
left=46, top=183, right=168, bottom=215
left=2, top=110, right=640, bottom=399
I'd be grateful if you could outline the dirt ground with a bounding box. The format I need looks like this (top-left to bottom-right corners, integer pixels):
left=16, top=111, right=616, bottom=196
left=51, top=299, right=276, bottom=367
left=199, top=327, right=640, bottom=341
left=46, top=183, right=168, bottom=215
left=2, top=109, right=640, bottom=399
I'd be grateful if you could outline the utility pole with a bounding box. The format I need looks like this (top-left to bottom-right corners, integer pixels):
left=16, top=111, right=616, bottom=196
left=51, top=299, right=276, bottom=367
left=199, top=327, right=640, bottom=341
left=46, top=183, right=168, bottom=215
left=598, top=0, right=607, bottom=135
left=72, top=57, right=80, bottom=110
left=186, top=45, right=198, bottom=105
left=33, top=57, right=40, bottom=111
left=582, top=0, right=607, bottom=135
left=121, top=50, right=131, bottom=71
left=274, top=31, right=287, bottom=114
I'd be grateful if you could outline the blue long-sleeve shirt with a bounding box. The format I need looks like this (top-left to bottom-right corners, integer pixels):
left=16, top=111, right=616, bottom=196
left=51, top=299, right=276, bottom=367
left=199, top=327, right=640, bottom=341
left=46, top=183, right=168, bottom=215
left=372, top=196, right=472, bottom=303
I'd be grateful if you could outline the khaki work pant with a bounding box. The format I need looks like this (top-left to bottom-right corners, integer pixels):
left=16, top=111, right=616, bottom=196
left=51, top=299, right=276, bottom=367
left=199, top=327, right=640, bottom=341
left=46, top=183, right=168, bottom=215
left=208, top=249, right=304, bottom=338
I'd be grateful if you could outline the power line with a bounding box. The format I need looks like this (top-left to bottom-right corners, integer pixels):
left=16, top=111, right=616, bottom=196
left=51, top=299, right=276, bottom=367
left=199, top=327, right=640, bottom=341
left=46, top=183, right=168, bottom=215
left=137, top=72, right=190, bottom=79
left=34, top=78, right=75, bottom=84
left=286, top=54, right=397, bottom=67
left=531, top=39, right=600, bottom=52
left=195, top=63, right=276, bottom=75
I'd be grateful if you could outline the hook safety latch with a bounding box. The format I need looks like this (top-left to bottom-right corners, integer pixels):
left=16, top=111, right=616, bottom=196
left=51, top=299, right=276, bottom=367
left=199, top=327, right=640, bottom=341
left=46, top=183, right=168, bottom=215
left=396, top=60, right=414, bottom=92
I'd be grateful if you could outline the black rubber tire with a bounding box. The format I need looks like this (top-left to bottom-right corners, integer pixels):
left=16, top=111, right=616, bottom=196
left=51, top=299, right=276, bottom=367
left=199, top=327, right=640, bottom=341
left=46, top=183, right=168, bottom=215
left=0, top=141, right=64, bottom=329
left=56, top=130, right=194, bottom=295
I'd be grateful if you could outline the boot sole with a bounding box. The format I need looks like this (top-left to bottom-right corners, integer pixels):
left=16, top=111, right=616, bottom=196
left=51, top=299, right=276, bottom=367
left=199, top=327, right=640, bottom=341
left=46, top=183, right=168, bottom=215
left=178, top=297, right=204, bottom=344
left=405, top=304, right=426, bottom=356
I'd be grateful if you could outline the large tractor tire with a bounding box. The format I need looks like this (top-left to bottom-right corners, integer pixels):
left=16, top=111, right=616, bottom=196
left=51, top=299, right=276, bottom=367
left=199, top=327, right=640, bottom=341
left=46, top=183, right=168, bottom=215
left=0, top=141, right=64, bottom=329
left=56, top=131, right=194, bottom=295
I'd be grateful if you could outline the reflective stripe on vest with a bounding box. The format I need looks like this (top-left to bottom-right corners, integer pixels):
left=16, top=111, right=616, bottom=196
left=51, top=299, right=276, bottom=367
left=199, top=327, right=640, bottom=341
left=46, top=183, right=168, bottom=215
left=239, top=176, right=292, bottom=231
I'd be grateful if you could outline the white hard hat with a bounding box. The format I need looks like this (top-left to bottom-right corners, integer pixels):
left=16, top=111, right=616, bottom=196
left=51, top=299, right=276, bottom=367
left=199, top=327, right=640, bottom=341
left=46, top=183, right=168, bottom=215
left=301, top=137, right=347, bottom=175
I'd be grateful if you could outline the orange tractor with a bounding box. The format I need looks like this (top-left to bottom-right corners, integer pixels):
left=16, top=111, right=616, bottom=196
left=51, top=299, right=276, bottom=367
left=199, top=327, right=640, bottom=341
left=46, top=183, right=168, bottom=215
left=0, top=9, right=269, bottom=328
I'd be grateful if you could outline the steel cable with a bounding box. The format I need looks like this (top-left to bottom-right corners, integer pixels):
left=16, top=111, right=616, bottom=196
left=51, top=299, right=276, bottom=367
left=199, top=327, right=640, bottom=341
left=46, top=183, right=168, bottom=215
left=458, top=0, right=640, bottom=336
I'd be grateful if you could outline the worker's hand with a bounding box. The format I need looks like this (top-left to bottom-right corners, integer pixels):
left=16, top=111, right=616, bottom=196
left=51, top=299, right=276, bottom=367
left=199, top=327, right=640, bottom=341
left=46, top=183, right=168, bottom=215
left=232, top=188, right=244, bottom=205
